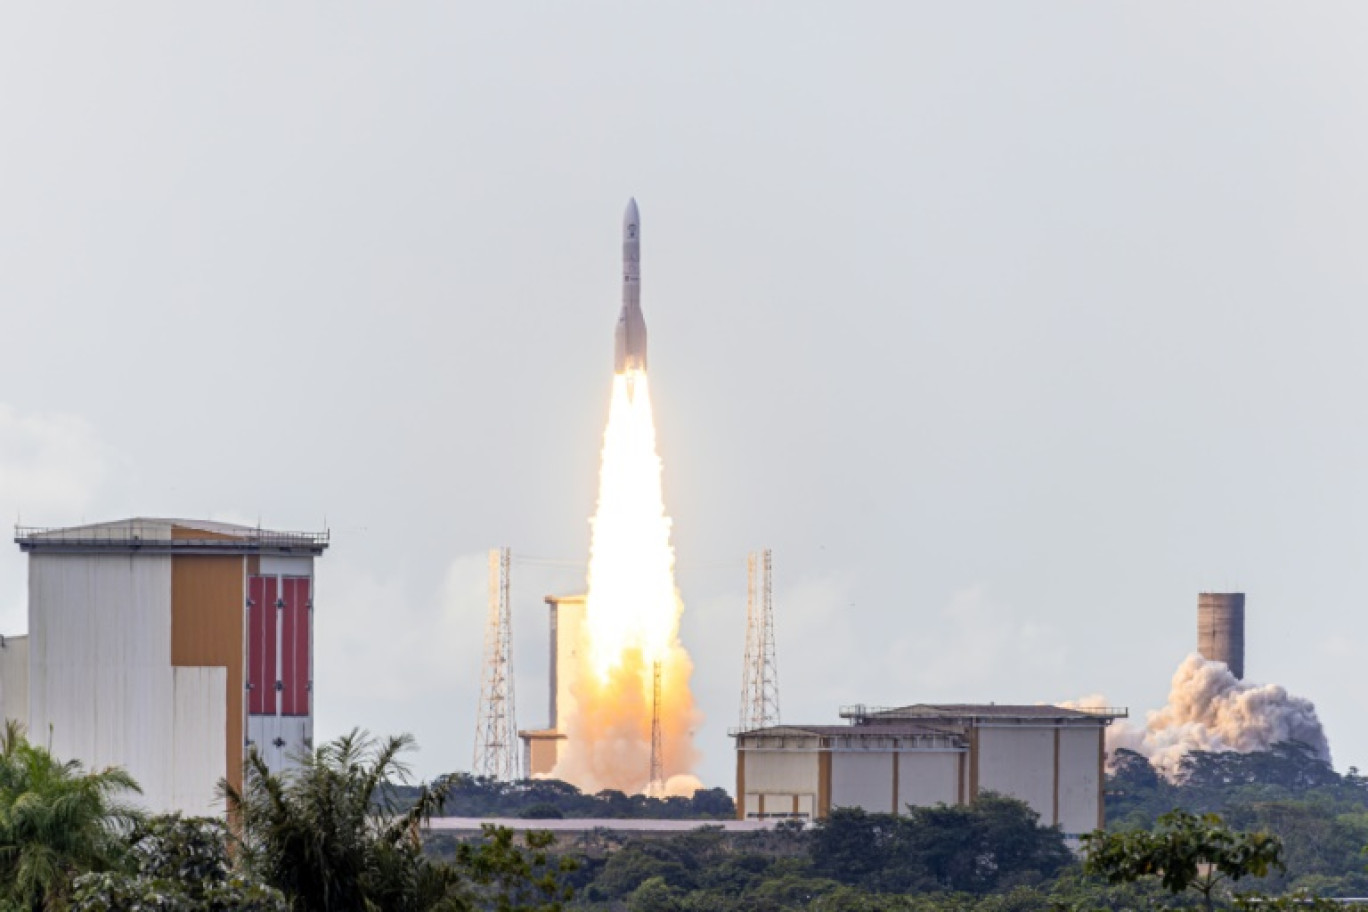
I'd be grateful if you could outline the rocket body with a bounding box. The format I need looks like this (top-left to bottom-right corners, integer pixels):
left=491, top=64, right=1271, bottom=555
left=614, top=198, right=647, bottom=374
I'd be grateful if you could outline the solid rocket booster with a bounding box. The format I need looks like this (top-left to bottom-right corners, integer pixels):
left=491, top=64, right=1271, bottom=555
left=614, top=198, right=647, bottom=374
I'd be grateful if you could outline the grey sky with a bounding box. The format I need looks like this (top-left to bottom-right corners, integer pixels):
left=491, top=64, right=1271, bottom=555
left=1, top=4, right=1366, bottom=790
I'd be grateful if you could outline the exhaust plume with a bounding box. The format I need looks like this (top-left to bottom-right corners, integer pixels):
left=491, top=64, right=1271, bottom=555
left=550, top=372, right=701, bottom=794
left=1107, top=653, right=1330, bottom=779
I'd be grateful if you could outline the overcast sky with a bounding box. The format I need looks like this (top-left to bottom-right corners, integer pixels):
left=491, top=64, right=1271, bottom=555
left=2, top=3, right=1367, bottom=790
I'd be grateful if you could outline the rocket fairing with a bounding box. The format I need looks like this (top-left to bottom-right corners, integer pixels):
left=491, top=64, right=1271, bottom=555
left=614, top=198, right=648, bottom=374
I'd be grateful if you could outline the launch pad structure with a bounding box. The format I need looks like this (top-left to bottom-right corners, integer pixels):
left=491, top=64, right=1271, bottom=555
left=473, top=547, right=519, bottom=781
left=740, top=550, right=780, bottom=732
left=515, top=551, right=780, bottom=789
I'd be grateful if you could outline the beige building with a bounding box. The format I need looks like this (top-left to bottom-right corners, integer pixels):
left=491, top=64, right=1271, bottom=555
left=733, top=703, right=1125, bottom=837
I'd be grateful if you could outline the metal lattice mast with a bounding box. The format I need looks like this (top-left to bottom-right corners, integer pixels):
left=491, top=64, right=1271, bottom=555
left=648, top=658, right=664, bottom=796
left=473, top=547, right=519, bottom=780
left=739, top=549, right=780, bottom=731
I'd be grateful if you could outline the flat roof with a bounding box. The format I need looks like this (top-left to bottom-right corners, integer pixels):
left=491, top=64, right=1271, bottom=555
left=15, top=518, right=329, bottom=556
left=843, top=703, right=1128, bottom=722
left=518, top=729, right=567, bottom=741
left=732, top=722, right=962, bottom=739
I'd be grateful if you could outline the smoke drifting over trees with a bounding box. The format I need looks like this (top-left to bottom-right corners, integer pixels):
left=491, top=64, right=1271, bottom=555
left=1109, top=654, right=1330, bottom=778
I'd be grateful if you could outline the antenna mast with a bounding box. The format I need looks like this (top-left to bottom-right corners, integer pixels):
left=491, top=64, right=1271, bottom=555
left=473, top=547, right=519, bottom=780
left=739, top=549, right=780, bottom=731
left=648, top=659, right=664, bottom=795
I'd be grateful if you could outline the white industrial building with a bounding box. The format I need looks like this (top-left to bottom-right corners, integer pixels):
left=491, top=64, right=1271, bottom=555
left=733, top=703, right=1125, bottom=837
left=0, top=519, right=328, bottom=816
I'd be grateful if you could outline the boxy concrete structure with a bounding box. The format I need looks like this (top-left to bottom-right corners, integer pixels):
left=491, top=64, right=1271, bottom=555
left=733, top=703, right=1125, bottom=837
left=519, top=593, right=584, bottom=778
left=1197, top=592, right=1245, bottom=680
left=1, top=519, right=327, bottom=816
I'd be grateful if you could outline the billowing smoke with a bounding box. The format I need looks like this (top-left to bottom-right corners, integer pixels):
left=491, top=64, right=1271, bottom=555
left=549, top=372, right=702, bottom=795
left=1106, top=654, right=1330, bottom=779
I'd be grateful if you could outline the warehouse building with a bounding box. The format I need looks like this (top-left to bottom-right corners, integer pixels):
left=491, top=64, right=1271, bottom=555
left=733, top=703, right=1125, bottom=837
left=0, top=519, right=328, bottom=816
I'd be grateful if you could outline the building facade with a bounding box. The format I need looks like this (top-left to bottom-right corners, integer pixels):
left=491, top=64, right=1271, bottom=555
left=734, top=703, right=1125, bottom=837
left=3, top=519, right=328, bottom=816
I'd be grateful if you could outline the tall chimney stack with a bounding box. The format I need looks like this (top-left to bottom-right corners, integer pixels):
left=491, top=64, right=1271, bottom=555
left=1197, top=592, right=1245, bottom=679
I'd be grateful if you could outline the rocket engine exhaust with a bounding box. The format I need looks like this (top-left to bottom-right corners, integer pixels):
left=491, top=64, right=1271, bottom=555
left=550, top=200, right=702, bottom=795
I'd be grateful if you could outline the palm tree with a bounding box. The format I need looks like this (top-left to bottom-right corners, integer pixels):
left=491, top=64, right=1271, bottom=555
left=221, top=729, right=461, bottom=912
left=0, top=720, right=142, bottom=911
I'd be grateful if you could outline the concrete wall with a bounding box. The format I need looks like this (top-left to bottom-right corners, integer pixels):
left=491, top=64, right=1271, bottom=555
left=552, top=598, right=584, bottom=731
left=1056, top=726, right=1102, bottom=835
left=524, top=736, right=560, bottom=777
left=741, top=749, right=820, bottom=818
left=976, top=726, right=1056, bottom=822
left=831, top=752, right=895, bottom=812
left=0, top=636, right=28, bottom=731
left=897, top=751, right=961, bottom=810
left=1198, top=592, right=1245, bottom=679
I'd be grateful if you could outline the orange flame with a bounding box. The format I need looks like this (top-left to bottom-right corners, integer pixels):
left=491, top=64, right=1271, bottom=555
left=551, top=371, right=702, bottom=795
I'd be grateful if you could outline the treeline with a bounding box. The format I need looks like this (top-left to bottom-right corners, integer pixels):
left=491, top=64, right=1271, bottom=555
left=478, top=794, right=1184, bottom=911
left=421, top=740, right=1368, bottom=910
left=390, top=774, right=736, bottom=820
left=558, top=794, right=1079, bottom=908
left=1107, top=740, right=1368, bottom=897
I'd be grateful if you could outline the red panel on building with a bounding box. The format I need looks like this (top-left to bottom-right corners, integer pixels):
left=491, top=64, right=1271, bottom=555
left=247, top=576, right=278, bottom=716
left=280, top=577, right=311, bottom=717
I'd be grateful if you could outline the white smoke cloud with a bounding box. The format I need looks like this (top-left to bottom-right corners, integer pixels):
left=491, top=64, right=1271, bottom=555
left=1102, top=654, right=1330, bottom=779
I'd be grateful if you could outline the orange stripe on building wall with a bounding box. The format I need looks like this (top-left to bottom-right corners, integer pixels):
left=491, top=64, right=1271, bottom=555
left=171, top=555, right=245, bottom=797
left=736, top=750, right=746, bottom=820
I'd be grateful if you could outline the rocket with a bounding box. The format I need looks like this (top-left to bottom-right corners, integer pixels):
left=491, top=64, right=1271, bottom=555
left=614, top=198, right=647, bottom=374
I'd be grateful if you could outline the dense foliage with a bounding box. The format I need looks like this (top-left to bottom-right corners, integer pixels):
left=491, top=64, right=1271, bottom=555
left=1084, top=810, right=1284, bottom=911
left=432, top=741, right=1368, bottom=910
left=1107, top=741, right=1368, bottom=897
left=71, top=816, right=287, bottom=912
left=398, top=775, right=734, bottom=821
left=2, top=718, right=1366, bottom=911
left=550, top=793, right=1075, bottom=909
left=0, top=721, right=141, bottom=911
left=223, top=730, right=470, bottom=911
left=223, top=729, right=577, bottom=912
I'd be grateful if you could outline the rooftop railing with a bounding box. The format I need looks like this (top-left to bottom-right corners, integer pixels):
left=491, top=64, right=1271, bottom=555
left=14, top=525, right=330, bottom=552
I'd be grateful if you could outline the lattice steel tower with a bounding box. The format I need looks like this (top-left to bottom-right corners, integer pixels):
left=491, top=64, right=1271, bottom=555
left=473, top=547, right=519, bottom=780
left=739, top=549, right=780, bottom=731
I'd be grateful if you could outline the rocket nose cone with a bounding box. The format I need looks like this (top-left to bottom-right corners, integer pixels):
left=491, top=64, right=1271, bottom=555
left=624, top=198, right=640, bottom=235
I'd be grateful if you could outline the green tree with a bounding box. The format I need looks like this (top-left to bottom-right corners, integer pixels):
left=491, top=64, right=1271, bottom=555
left=0, top=721, right=141, bottom=911
left=809, top=795, right=1071, bottom=894
left=70, top=815, right=287, bottom=912
left=452, top=825, right=576, bottom=912
left=1083, top=809, right=1284, bottom=911
left=220, top=730, right=462, bottom=912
